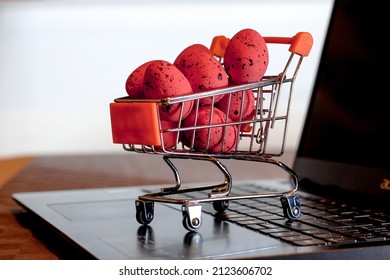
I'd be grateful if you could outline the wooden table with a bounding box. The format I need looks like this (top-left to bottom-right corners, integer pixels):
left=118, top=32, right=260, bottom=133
left=0, top=152, right=295, bottom=259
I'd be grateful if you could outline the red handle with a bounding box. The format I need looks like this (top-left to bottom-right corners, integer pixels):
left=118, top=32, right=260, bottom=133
left=209, top=35, right=230, bottom=58
left=264, top=32, right=313, bottom=57
left=210, top=32, right=313, bottom=57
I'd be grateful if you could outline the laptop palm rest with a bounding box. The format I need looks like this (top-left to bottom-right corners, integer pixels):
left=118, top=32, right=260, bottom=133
left=13, top=186, right=295, bottom=260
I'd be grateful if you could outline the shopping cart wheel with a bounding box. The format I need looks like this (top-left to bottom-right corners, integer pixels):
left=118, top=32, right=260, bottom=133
left=135, top=200, right=154, bottom=225
left=181, top=204, right=202, bottom=231
left=213, top=200, right=229, bottom=212
left=280, top=195, right=301, bottom=221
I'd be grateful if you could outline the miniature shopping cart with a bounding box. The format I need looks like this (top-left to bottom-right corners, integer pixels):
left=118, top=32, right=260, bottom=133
left=110, top=32, right=313, bottom=231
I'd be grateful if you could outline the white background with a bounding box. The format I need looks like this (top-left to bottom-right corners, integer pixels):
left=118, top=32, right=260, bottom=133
left=0, top=0, right=334, bottom=158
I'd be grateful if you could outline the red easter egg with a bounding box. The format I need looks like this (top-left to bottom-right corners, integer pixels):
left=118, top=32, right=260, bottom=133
left=125, top=60, right=157, bottom=99
left=143, top=60, right=194, bottom=122
left=181, top=106, right=237, bottom=153
left=174, top=44, right=228, bottom=105
left=224, top=28, right=269, bottom=84
left=215, top=88, right=255, bottom=121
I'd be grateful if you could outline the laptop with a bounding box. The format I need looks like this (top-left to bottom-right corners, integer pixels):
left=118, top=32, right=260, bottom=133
left=12, top=0, right=390, bottom=259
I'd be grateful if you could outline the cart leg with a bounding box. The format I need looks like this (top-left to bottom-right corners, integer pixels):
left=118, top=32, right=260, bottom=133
left=280, top=195, right=301, bottom=221
left=181, top=204, right=202, bottom=231
left=160, top=155, right=182, bottom=193
left=135, top=200, right=154, bottom=225
left=207, top=158, right=231, bottom=212
left=161, top=155, right=233, bottom=196
left=209, top=157, right=232, bottom=197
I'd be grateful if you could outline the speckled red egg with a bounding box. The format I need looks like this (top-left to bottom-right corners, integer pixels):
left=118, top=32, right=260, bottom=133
left=125, top=60, right=157, bottom=99
left=174, top=44, right=228, bottom=105
left=174, top=44, right=211, bottom=60
left=215, top=88, right=255, bottom=122
left=159, top=120, right=179, bottom=150
left=181, top=105, right=237, bottom=153
left=224, top=28, right=269, bottom=84
left=143, top=60, right=194, bottom=122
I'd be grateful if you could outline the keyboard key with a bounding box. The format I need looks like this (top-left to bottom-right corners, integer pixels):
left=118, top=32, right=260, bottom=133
left=325, top=237, right=356, bottom=245
left=354, top=235, right=387, bottom=242
left=302, top=218, right=350, bottom=229
left=261, top=227, right=290, bottom=234
left=269, top=231, right=302, bottom=238
left=290, top=238, right=327, bottom=246
left=271, top=219, right=318, bottom=231
left=245, top=224, right=267, bottom=231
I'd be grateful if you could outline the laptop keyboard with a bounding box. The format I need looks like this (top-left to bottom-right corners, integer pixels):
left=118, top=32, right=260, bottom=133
left=185, top=182, right=390, bottom=246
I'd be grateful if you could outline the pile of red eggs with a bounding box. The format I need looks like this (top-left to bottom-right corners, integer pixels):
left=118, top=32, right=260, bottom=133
left=124, top=28, right=269, bottom=153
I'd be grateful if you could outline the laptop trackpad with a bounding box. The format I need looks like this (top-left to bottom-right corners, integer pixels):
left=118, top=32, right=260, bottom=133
left=15, top=187, right=293, bottom=259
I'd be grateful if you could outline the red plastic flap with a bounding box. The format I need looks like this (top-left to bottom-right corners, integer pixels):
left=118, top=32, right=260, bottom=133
left=110, top=102, right=161, bottom=146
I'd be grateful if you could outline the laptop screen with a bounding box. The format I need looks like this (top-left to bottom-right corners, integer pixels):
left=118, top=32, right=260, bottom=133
left=294, top=0, right=390, bottom=201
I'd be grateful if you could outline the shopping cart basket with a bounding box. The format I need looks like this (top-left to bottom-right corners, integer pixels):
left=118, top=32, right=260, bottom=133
left=110, top=31, right=313, bottom=231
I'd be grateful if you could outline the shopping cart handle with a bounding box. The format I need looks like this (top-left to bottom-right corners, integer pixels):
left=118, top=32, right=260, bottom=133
left=210, top=35, right=230, bottom=58
left=264, top=32, right=313, bottom=57
left=210, top=32, right=313, bottom=58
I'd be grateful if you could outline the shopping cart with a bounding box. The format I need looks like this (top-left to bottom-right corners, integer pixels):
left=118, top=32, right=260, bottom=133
left=110, top=31, right=313, bottom=231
